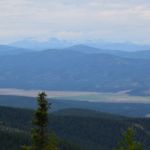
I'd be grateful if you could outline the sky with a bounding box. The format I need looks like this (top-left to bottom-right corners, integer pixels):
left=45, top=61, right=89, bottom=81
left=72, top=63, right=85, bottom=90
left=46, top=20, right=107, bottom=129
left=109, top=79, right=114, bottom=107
left=0, top=0, right=150, bottom=44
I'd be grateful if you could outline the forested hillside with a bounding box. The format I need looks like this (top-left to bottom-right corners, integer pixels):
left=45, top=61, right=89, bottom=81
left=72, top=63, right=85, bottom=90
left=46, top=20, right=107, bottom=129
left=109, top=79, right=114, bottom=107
left=0, top=49, right=150, bottom=95
left=0, top=106, right=150, bottom=150
left=1, top=95, right=150, bottom=117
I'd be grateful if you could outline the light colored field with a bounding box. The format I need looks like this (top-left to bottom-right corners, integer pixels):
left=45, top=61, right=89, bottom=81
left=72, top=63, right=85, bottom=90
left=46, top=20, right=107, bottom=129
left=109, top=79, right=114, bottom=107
left=0, top=88, right=150, bottom=103
left=56, top=93, right=150, bottom=103
left=0, top=88, right=98, bottom=98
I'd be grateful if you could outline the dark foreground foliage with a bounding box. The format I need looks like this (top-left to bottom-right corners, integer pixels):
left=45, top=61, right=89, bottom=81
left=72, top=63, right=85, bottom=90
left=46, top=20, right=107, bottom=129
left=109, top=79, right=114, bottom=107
left=0, top=106, right=149, bottom=150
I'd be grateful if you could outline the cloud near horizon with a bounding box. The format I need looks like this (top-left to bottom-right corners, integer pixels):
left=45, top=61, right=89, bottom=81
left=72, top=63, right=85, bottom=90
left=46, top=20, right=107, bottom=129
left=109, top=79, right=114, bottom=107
left=0, top=0, right=150, bottom=44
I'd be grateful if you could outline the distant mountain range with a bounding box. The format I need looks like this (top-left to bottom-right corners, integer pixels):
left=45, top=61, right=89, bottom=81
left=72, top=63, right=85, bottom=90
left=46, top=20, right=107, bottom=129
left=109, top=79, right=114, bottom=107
left=0, top=44, right=150, bottom=95
left=62, top=45, right=150, bottom=59
left=10, top=38, right=74, bottom=50
left=10, top=38, right=150, bottom=51
left=1, top=44, right=150, bottom=59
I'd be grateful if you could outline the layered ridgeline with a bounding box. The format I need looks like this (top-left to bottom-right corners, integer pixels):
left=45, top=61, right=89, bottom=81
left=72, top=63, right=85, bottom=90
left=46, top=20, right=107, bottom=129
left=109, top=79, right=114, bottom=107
left=2, top=95, right=150, bottom=117
left=1, top=106, right=150, bottom=150
left=0, top=45, right=150, bottom=95
left=11, top=38, right=150, bottom=51
left=62, top=45, right=150, bottom=59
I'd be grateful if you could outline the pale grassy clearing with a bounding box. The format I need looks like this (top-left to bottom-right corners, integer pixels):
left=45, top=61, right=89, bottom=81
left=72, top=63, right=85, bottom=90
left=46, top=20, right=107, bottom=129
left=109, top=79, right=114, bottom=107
left=0, top=88, right=150, bottom=103
left=0, top=88, right=97, bottom=98
left=55, top=93, right=150, bottom=103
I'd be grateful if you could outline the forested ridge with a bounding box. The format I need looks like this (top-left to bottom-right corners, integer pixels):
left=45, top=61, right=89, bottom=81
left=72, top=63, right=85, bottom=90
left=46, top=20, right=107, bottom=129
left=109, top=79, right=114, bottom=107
left=0, top=49, right=150, bottom=95
left=0, top=106, right=150, bottom=150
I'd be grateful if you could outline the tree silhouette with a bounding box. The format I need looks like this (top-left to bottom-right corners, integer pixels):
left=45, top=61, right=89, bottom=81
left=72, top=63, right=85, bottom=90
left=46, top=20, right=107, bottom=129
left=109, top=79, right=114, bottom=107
left=22, top=92, right=59, bottom=150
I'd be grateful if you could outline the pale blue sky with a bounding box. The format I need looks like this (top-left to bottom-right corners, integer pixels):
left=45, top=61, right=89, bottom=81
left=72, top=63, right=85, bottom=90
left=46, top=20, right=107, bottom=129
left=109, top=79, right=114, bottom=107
left=0, top=0, right=150, bottom=44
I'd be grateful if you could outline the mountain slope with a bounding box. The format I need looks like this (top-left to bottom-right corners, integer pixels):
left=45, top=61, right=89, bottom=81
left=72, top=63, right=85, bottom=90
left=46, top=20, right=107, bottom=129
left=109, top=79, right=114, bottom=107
left=65, top=45, right=150, bottom=59
left=53, top=108, right=124, bottom=119
left=0, top=45, right=33, bottom=55
left=0, top=50, right=149, bottom=95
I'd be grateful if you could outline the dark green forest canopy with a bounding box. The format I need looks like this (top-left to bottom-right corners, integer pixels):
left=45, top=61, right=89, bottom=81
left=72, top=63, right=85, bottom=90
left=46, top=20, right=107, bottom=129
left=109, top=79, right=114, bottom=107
left=0, top=106, right=150, bottom=150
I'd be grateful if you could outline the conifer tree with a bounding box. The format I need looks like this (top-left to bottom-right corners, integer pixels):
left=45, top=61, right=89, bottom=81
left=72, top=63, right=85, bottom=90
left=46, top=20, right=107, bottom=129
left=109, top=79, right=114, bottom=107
left=22, top=92, right=59, bottom=150
left=115, top=127, right=143, bottom=150
left=32, top=92, right=49, bottom=150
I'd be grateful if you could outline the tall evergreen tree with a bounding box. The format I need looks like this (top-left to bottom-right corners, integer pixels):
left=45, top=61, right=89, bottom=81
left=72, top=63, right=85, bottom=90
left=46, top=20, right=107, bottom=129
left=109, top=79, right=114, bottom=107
left=32, top=92, right=49, bottom=150
left=115, top=127, right=143, bottom=150
left=22, top=92, right=59, bottom=150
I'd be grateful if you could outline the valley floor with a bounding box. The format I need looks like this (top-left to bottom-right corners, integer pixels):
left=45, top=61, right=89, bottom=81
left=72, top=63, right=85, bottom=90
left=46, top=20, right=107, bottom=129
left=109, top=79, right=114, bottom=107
left=0, top=88, right=150, bottom=103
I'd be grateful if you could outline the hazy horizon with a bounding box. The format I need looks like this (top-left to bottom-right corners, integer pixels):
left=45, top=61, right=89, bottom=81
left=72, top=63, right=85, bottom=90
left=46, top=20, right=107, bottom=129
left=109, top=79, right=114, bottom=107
left=0, top=0, right=150, bottom=45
